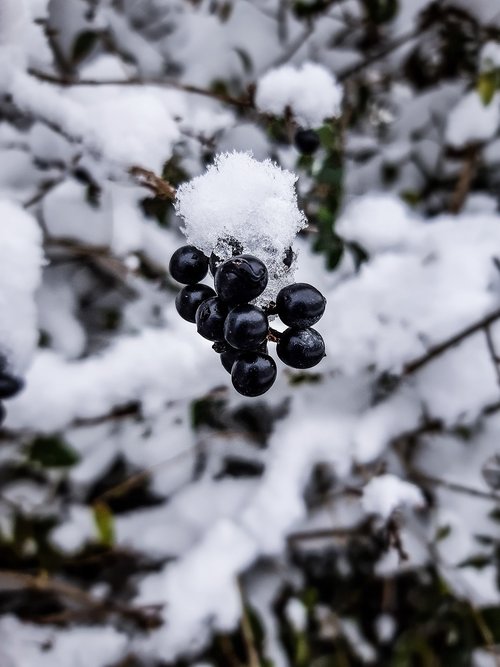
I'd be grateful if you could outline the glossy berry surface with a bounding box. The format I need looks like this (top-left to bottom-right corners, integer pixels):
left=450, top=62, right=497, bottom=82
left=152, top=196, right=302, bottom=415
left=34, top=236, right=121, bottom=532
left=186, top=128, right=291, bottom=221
left=277, top=327, right=325, bottom=369
left=215, top=255, right=268, bottom=305
left=220, top=342, right=268, bottom=374
left=169, top=245, right=209, bottom=284
left=0, top=373, right=24, bottom=399
left=231, top=352, right=277, bottom=397
left=220, top=346, right=242, bottom=374
left=175, top=284, right=216, bottom=323
left=196, top=297, right=228, bottom=342
left=294, top=129, right=320, bottom=155
left=276, top=282, right=326, bottom=328
left=224, top=304, right=269, bottom=350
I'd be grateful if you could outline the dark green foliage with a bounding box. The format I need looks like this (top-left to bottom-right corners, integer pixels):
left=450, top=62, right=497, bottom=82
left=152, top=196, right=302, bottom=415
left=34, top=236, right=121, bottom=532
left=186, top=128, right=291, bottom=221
left=71, top=30, right=99, bottom=64
left=27, top=435, right=80, bottom=468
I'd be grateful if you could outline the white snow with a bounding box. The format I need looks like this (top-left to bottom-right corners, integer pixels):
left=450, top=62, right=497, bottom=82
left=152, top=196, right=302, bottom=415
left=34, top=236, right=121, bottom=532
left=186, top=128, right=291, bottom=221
left=285, top=598, right=307, bottom=631
left=3, top=2, right=500, bottom=665
left=138, top=520, right=258, bottom=659
left=0, top=200, right=43, bottom=372
left=0, top=616, right=127, bottom=667
left=50, top=505, right=96, bottom=554
left=480, top=41, right=500, bottom=70
left=445, top=91, right=500, bottom=148
left=7, top=71, right=181, bottom=172
left=6, top=324, right=217, bottom=432
left=255, top=62, right=343, bottom=128
left=361, top=474, right=425, bottom=519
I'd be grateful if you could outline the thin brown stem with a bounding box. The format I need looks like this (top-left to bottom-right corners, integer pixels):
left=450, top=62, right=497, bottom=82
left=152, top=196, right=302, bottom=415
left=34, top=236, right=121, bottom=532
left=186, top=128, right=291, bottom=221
left=238, top=579, right=261, bottom=667
left=449, top=146, right=481, bottom=214
left=267, top=327, right=282, bottom=343
left=0, top=570, right=162, bottom=629
left=28, top=68, right=252, bottom=109
left=485, top=326, right=500, bottom=388
left=411, top=470, right=500, bottom=502
left=129, top=166, right=177, bottom=200
left=402, top=307, right=500, bottom=376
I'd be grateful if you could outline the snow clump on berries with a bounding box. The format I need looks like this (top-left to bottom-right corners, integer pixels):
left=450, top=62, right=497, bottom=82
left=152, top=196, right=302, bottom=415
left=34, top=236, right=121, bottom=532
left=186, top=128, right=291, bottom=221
left=175, top=151, right=307, bottom=304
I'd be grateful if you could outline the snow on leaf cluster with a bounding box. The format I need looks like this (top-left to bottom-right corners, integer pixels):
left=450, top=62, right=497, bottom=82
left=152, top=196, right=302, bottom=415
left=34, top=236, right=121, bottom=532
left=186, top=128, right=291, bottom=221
left=255, top=63, right=343, bottom=128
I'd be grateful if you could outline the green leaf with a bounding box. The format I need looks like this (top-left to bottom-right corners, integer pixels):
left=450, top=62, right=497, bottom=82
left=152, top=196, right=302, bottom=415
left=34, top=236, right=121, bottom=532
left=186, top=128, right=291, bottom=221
left=435, top=524, right=452, bottom=542
left=72, top=31, right=99, bottom=65
left=294, top=632, right=310, bottom=667
left=317, top=165, right=342, bottom=187
left=477, top=71, right=499, bottom=106
left=289, top=372, right=323, bottom=386
left=317, top=124, right=337, bottom=151
left=400, top=190, right=421, bottom=207
left=93, top=502, right=115, bottom=547
left=28, top=435, right=80, bottom=468
left=190, top=395, right=227, bottom=430
left=458, top=554, right=491, bottom=569
left=297, top=154, right=314, bottom=174
left=362, top=0, right=399, bottom=24
left=314, top=233, right=344, bottom=269
left=347, top=241, right=369, bottom=270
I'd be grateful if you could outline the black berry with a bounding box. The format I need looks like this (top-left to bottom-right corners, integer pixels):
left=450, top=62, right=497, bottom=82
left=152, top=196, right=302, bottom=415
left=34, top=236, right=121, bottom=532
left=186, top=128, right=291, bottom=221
left=294, top=129, right=320, bottom=155
left=169, top=245, right=209, bottom=284
left=215, top=255, right=268, bottom=305
left=276, top=282, right=326, bottom=328
left=220, top=342, right=268, bottom=374
left=196, top=297, right=228, bottom=342
left=175, top=284, right=216, bottom=323
left=231, top=352, right=277, bottom=397
left=277, top=327, right=325, bottom=369
left=224, top=304, right=269, bottom=350
left=0, top=373, right=24, bottom=399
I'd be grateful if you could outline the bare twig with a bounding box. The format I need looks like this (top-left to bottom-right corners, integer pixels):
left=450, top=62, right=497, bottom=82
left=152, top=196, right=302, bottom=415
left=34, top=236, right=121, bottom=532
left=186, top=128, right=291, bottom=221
left=0, top=570, right=162, bottom=629
left=402, top=307, right=500, bottom=376
left=410, top=469, right=500, bottom=502
left=28, top=68, right=252, bottom=109
left=238, top=579, right=261, bottom=667
left=485, top=326, right=500, bottom=388
left=23, top=176, right=67, bottom=209
left=469, top=603, right=500, bottom=667
left=267, top=327, right=282, bottom=343
left=269, top=25, right=314, bottom=68
left=129, top=166, right=177, bottom=200
left=449, top=145, right=481, bottom=214
left=287, top=525, right=368, bottom=545
left=386, top=517, right=409, bottom=562
left=337, top=27, right=423, bottom=81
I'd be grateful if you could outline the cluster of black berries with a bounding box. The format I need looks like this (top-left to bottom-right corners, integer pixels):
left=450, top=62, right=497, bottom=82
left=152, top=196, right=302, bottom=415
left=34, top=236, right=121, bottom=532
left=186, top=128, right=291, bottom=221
left=169, top=243, right=327, bottom=397
left=0, top=358, right=24, bottom=425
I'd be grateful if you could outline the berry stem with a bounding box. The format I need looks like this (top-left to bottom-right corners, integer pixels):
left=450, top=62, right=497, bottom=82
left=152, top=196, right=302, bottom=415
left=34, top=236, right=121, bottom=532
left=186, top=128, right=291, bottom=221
left=264, top=301, right=278, bottom=316
left=267, top=327, right=282, bottom=343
